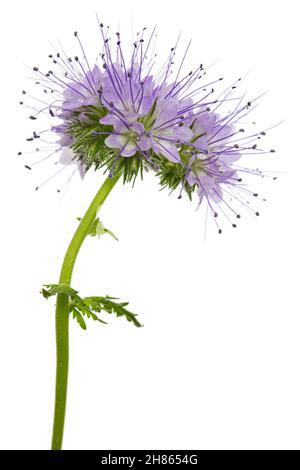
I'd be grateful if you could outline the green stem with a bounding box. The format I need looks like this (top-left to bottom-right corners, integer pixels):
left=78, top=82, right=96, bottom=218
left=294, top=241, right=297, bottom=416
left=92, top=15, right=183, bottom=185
left=51, top=174, right=120, bottom=450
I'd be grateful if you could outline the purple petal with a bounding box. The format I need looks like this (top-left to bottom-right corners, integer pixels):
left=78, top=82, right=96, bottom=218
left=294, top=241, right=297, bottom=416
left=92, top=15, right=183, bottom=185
left=105, top=133, right=127, bottom=149
left=120, top=141, right=138, bottom=157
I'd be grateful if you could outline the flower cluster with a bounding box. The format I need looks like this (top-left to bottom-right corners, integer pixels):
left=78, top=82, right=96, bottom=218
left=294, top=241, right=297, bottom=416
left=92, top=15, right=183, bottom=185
left=19, top=22, right=277, bottom=233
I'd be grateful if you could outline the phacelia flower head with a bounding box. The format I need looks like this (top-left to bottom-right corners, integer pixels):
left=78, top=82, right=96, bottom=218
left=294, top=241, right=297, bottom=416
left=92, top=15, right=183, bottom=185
left=20, top=21, right=277, bottom=233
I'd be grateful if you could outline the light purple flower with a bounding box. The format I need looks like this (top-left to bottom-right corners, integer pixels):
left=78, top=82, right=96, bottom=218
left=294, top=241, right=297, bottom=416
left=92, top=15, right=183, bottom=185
left=59, top=149, right=86, bottom=179
left=62, top=65, right=104, bottom=111
left=104, top=121, right=152, bottom=157
left=20, top=23, right=276, bottom=231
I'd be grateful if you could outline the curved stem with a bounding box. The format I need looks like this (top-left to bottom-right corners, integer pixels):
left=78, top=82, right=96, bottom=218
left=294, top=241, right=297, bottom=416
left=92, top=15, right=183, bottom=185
left=51, top=174, right=120, bottom=450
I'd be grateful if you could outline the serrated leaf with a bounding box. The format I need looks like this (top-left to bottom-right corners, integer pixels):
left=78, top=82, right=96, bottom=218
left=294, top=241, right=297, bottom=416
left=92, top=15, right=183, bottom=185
left=84, top=296, right=143, bottom=327
left=76, top=303, right=107, bottom=325
left=41, top=283, right=142, bottom=329
left=72, top=308, right=86, bottom=330
left=41, top=284, right=78, bottom=299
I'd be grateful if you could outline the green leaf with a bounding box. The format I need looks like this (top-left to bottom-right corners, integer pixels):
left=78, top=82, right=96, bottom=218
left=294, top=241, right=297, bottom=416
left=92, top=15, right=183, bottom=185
left=41, top=284, right=142, bottom=329
left=87, top=217, right=100, bottom=237
left=84, top=296, right=143, bottom=327
left=41, top=284, right=78, bottom=299
left=77, top=217, right=118, bottom=241
left=102, top=227, right=119, bottom=241
left=72, top=308, right=87, bottom=330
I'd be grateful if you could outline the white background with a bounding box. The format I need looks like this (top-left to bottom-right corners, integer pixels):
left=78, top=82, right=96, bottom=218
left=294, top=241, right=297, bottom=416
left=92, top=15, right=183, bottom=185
left=0, top=0, right=299, bottom=450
